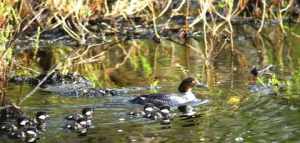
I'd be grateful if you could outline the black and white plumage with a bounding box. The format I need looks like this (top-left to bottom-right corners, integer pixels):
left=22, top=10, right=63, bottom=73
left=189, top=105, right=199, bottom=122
left=143, top=104, right=162, bottom=120
left=130, top=77, right=208, bottom=107
left=249, top=65, right=279, bottom=95
left=16, top=116, right=31, bottom=128
left=159, top=106, right=171, bottom=124
left=34, top=111, right=50, bottom=132
left=24, top=127, right=39, bottom=143
left=64, top=108, right=94, bottom=135
left=0, top=123, right=18, bottom=135
left=250, top=65, right=274, bottom=77
left=0, top=111, right=49, bottom=143
left=178, top=105, right=196, bottom=116
left=128, top=104, right=173, bottom=124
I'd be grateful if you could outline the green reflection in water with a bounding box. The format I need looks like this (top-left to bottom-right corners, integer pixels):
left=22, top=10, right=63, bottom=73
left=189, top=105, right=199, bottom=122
left=4, top=24, right=300, bottom=142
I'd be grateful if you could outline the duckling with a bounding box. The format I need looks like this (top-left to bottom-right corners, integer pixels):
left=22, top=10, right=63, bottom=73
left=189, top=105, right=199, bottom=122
left=0, top=122, right=18, bottom=136
left=127, top=110, right=143, bottom=118
left=35, top=111, right=49, bottom=122
left=130, top=77, right=208, bottom=107
left=10, top=112, right=48, bottom=142
left=8, top=128, right=26, bottom=140
left=16, top=116, right=31, bottom=128
left=159, top=106, right=171, bottom=125
left=143, top=104, right=161, bottom=120
left=64, top=107, right=94, bottom=130
left=34, top=111, right=49, bottom=132
left=178, top=105, right=196, bottom=117
left=7, top=117, right=29, bottom=140
left=0, top=108, right=48, bottom=142
left=74, top=118, right=89, bottom=136
left=23, top=127, right=39, bottom=143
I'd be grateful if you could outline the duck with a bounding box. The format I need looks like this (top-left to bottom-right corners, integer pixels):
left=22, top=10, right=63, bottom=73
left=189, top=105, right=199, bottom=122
left=7, top=116, right=33, bottom=140
left=0, top=122, right=18, bottom=136
left=178, top=105, right=196, bottom=117
left=64, top=107, right=94, bottom=131
left=130, top=77, right=208, bottom=107
left=34, top=111, right=50, bottom=132
left=0, top=107, right=49, bottom=143
left=250, top=65, right=274, bottom=78
left=23, top=127, right=39, bottom=143
left=249, top=65, right=277, bottom=95
left=143, top=104, right=161, bottom=120
left=8, top=111, right=49, bottom=141
left=128, top=104, right=172, bottom=123
left=159, top=106, right=172, bottom=124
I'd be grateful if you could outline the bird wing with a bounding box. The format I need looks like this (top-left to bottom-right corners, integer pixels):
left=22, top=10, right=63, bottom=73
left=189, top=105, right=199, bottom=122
left=130, top=93, right=178, bottom=107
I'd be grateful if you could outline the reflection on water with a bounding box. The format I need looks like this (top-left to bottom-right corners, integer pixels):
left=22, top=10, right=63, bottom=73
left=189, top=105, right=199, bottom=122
left=4, top=24, right=300, bottom=142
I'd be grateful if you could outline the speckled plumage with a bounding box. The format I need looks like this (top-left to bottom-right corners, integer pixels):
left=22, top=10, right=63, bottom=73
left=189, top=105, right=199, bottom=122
left=130, top=77, right=207, bottom=107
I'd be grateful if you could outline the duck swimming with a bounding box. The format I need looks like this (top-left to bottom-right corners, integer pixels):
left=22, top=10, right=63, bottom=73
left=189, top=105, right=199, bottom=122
left=64, top=107, right=94, bottom=135
left=130, top=77, right=208, bottom=107
left=249, top=65, right=277, bottom=95
left=0, top=111, right=49, bottom=143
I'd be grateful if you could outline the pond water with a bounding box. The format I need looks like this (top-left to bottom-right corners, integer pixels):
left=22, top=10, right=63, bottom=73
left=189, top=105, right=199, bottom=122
left=3, top=24, right=300, bottom=143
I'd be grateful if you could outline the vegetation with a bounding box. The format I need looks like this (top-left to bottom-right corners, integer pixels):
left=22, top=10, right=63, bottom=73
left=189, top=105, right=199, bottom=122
left=0, top=0, right=300, bottom=101
left=0, top=1, right=300, bottom=143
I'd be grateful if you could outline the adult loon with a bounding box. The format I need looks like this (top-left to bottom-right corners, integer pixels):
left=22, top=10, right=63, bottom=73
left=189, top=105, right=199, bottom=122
left=130, top=77, right=208, bottom=107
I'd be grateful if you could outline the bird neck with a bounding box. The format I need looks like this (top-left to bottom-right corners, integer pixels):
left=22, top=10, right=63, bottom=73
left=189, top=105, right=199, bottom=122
left=181, top=88, right=192, bottom=94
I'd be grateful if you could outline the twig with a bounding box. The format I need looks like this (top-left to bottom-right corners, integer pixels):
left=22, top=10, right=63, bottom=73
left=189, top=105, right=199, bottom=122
left=257, top=0, right=266, bottom=33
left=18, top=63, right=62, bottom=105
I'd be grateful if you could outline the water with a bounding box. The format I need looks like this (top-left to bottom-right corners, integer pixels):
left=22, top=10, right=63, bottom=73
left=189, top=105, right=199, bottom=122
left=3, top=24, right=300, bottom=142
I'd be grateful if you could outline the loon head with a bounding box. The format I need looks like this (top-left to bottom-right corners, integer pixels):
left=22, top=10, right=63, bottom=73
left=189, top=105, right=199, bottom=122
left=250, top=66, right=259, bottom=77
left=178, top=77, right=207, bottom=93
left=250, top=65, right=274, bottom=77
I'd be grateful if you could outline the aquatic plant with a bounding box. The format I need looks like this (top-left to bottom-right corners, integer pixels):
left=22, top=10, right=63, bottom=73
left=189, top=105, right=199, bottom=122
left=0, top=1, right=21, bottom=105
